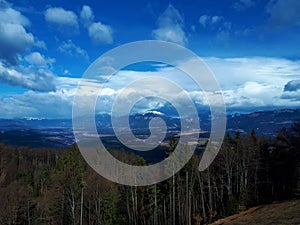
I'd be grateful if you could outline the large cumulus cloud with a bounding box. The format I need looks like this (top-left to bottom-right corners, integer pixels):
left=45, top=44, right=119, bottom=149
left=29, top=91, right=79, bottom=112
left=0, top=3, right=34, bottom=64
left=0, top=1, right=57, bottom=92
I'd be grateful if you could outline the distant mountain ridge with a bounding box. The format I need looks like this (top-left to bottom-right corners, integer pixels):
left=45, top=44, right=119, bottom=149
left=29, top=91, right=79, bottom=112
left=0, top=108, right=299, bottom=148
left=226, top=108, right=300, bottom=136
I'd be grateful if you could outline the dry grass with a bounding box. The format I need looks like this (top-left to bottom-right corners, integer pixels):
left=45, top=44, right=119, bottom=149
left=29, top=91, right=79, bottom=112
left=209, top=199, right=300, bottom=225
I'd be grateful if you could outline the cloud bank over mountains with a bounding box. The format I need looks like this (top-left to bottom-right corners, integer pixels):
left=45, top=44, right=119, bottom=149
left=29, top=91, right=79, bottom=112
left=0, top=0, right=299, bottom=118
left=0, top=56, right=299, bottom=118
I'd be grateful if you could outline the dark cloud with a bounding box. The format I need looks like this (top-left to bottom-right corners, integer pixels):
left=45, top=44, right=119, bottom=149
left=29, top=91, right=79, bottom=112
left=281, top=80, right=300, bottom=101
left=283, top=80, right=300, bottom=92
left=280, top=92, right=300, bottom=101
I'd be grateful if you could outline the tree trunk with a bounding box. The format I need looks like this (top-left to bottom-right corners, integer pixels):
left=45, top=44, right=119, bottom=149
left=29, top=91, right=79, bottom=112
left=173, top=169, right=175, bottom=225
left=80, top=188, right=83, bottom=225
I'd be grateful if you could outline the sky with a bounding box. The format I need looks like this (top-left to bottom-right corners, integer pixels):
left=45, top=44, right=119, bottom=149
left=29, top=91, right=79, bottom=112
left=0, top=0, right=300, bottom=118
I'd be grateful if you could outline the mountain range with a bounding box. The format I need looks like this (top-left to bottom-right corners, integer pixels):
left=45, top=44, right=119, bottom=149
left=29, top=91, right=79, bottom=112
left=0, top=108, right=299, bottom=148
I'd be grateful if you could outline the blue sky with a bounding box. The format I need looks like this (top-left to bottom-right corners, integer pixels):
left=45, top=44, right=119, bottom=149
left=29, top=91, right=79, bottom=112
left=0, top=0, right=300, bottom=118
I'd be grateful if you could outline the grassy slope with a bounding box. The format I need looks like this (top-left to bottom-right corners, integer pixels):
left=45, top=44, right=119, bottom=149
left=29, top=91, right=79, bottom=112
left=210, top=199, right=300, bottom=225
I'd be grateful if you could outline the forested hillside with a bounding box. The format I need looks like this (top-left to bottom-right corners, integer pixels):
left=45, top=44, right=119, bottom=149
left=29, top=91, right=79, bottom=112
left=0, top=123, right=299, bottom=225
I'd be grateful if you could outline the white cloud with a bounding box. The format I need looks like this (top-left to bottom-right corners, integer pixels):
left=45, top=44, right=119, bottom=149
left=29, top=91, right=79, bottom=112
left=233, top=0, right=256, bottom=11
left=240, top=0, right=255, bottom=7
left=204, top=57, right=300, bottom=89
left=198, top=14, right=231, bottom=42
left=79, top=5, right=113, bottom=45
left=0, top=61, right=56, bottom=92
left=231, top=82, right=278, bottom=106
left=57, top=40, right=89, bottom=61
left=44, top=7, right=79, bottom=35
left=80, top=5, right=94, bottom=28
left=113, top=57, right=299, bottom=107
left=111, top=57, right=300, bottom=110
left=211, top=16, right=222, bottom=24
left=34, top=39, right=47, bottom=49
left=203, top=57, right=300, bottom=108
left=191, top=25, right=196, bottom=32
left=94, top=57, right=300, bottom=112
left=25, top=52, right=55, bottom=68
left=199, top=15, right=209, bottom=27
left=0, top=90, right=72, bottom=118
left=0, top=76, right=104, bottom=118
left=0, top=3, right=57, bottom=93
left=0, top=4, right=35, bottom=65
left=63, top=69, right=70, bottom=75
left=88, top=22, right=113, bottom=44
left=0, top=94, right=38, bottom=118
left=153, top=4, right=187, bottom=45
left=0, top=23, right=34, bottom=64
left=0, top=7, right=30, bottom=26
left=199, top=15, right=223, bottom=27
left=1, top=56, right=300, bottom=118
left=0, top=75, right=116, bottom=118
left=266, top=0, right=300, bottom=28
left=0, top=3, right=47, bottom=65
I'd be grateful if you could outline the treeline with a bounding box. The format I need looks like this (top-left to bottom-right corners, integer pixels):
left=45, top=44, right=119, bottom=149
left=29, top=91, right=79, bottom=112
left=0, top=122, right=299, bottom=225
